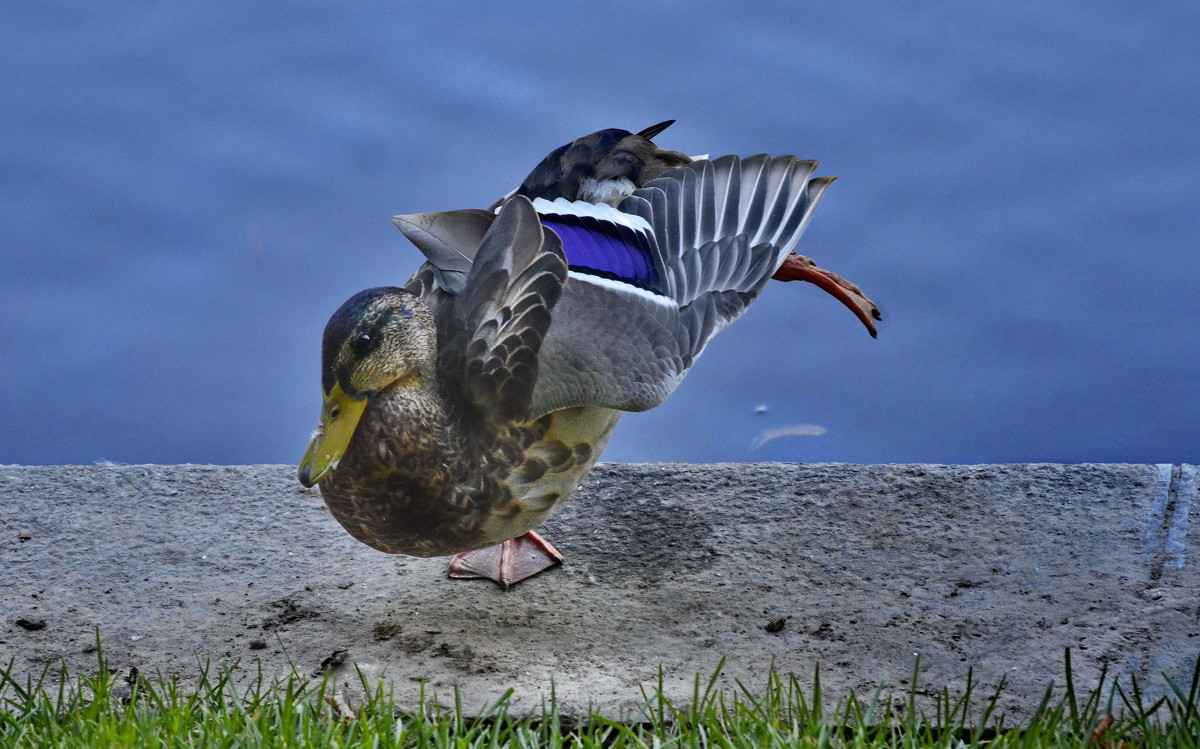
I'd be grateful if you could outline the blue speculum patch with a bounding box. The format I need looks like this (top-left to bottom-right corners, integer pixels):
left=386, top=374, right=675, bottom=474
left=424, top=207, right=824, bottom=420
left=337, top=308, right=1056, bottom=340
left=541, top=214, right=662, bottom=293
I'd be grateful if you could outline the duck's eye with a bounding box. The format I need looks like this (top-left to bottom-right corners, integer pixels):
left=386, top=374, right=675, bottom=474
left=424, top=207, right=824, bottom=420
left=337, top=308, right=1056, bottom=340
left=351, top=331, right=379, bottom=357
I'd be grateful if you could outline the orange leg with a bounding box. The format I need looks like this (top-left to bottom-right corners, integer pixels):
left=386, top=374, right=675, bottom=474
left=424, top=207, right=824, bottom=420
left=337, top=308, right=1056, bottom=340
left=448, top=530, right=564, bottom=590
left=772, top=253, right=882, bottom=338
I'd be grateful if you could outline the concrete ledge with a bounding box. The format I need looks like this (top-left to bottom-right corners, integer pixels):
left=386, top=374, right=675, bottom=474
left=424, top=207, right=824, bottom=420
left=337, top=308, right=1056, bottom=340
left=2, top=463, right=1197, bottom=719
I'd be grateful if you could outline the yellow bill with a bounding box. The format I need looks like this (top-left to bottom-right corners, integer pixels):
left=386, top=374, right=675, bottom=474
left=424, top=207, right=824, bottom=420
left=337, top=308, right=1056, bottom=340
left=298, top=383, right=368, bottom=487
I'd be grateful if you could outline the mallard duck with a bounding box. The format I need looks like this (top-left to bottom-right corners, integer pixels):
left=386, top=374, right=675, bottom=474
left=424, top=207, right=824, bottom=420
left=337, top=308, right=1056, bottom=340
left=298, top=122, right=880, bottom=588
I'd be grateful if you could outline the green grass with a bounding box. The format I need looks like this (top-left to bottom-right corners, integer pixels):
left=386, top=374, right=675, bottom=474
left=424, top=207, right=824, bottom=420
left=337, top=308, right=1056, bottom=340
left=2, top=641, right=1198, bottom=748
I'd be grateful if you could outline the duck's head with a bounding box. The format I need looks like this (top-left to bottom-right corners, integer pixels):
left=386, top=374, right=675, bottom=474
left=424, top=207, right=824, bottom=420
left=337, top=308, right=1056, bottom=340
left=298, top=287, right=436, bottom=487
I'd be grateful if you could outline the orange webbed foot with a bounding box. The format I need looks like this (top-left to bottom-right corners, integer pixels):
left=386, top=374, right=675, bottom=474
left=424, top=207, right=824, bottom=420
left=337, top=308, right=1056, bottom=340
left=772, top=253, right=882, bottom=338
left=448, top=530, right=564, bottom=590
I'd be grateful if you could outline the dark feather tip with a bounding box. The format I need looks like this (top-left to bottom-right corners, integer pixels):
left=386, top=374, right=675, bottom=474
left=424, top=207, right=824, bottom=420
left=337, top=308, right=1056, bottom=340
left=637, top=119, right=676, bottom=140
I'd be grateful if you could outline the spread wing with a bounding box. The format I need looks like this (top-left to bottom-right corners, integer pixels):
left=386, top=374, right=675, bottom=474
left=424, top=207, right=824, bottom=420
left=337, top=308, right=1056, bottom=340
left=397, top=155, right=834, bottom=420
left=433, top=196, right=568, bottom=424
left=528, top=155, right=834, bottom=416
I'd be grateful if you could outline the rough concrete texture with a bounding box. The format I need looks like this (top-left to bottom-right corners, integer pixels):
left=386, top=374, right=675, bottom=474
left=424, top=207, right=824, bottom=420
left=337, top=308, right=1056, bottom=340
left=2, top=463, right=1198, bottom=720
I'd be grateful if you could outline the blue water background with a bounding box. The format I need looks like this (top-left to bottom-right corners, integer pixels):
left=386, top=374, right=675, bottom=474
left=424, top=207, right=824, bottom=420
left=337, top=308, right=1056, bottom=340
left=2, top=2, right=1198, bottom=465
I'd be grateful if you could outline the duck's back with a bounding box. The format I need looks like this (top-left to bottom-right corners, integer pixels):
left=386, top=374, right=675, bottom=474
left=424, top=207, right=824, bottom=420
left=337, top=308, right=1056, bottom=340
left=516, top=121, right=692, bottom=206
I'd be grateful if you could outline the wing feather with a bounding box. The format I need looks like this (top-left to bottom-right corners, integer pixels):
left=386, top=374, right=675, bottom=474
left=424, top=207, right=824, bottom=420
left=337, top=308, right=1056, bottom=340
left=771, top=159, right=818, bottom=247
left=696, top=160, right=718, bottom=246
left=438, top=196, right=568, bottom=423
left=392, top=209, right=494, bottom=294
left=676, top=166, right=699, bottom=253
left=735, top=154, right=771, bottom=237
left=404, top=156, right=837, bottom=419
left=531, top=150, right=835, bottom=415
left=711, top=155, right=741, bottom=240
left=753, top=156, right=796, bottom=248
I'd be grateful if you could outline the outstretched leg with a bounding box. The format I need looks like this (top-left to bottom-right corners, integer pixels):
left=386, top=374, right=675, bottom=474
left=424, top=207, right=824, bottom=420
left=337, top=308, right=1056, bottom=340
left=772, top=253, right=882, bottom=338
left=448, top=531, right=564, bottom=590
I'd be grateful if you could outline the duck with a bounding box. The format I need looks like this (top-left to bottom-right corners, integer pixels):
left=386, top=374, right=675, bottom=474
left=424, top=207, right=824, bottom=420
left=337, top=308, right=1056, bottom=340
left=298, top=121, right=881, bottom=588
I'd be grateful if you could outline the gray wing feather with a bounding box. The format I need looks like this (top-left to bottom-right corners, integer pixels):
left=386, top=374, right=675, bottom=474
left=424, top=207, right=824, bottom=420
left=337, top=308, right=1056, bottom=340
left=531, top=280, right=688, bottom=414
left=735, top=154, right=771, bottom=237
left=754, top=156, right=795, bottom=248
left=711, top=155, right=741, bottom=241
left=653, top=179, right=682, bottom=294
left=392, top=209, right=494, bottom=294
left=696, top=160, right=717, bottom=246
left=438, top=197, right=567, bottom=423
left=768, top=159, right=819, bottom=248
left=527, top=154, right=835, bottom=417
left=677, top=166, right=699, bottom=253
left=402, top=262, right=444, bottom=315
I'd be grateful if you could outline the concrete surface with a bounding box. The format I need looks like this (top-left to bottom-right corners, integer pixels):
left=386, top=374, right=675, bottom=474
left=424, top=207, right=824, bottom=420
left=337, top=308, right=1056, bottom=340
left=2, top=463, right=1197, bottom=721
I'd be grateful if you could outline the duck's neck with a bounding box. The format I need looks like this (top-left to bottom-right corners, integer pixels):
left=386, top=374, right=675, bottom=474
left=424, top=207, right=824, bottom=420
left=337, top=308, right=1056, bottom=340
left=318, top=378, right=490, bottom=556
left=321, top=379, right=460, bottom=508
left=337, top=380, right=464, bottom=499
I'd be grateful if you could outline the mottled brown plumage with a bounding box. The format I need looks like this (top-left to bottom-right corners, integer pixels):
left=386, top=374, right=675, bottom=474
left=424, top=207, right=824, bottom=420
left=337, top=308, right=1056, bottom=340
left=320, top=386, right=617, bottom=557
